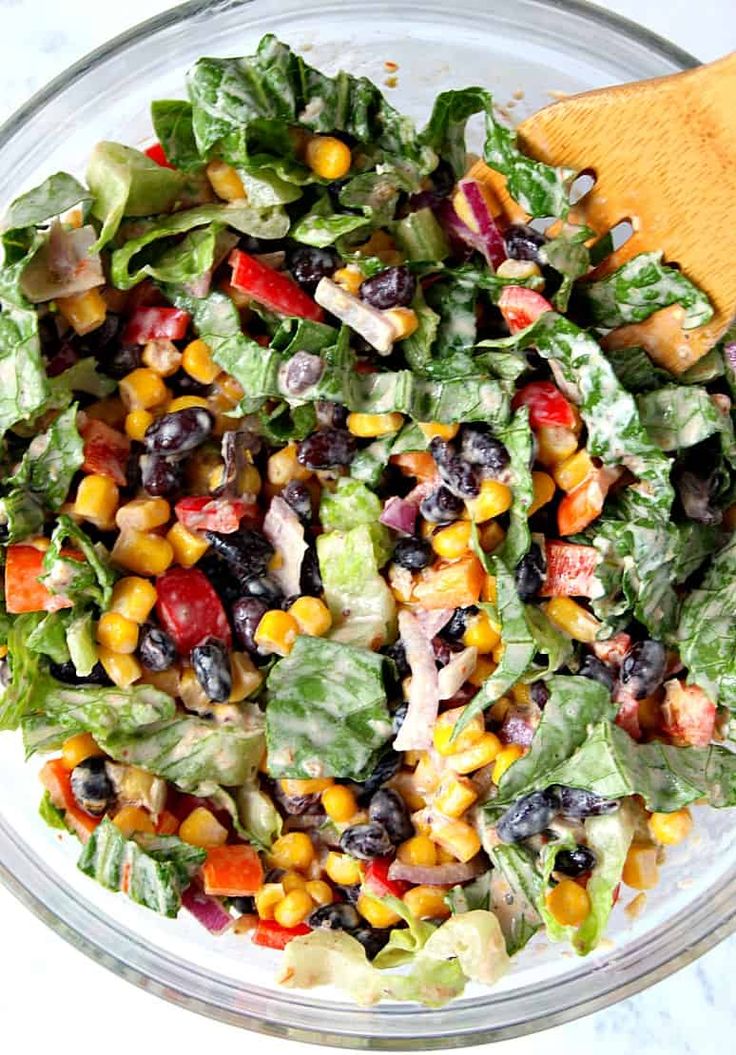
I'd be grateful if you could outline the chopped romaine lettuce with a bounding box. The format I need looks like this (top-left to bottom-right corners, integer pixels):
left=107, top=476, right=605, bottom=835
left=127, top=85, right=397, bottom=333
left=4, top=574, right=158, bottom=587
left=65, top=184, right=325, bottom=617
left=5, top=172, right=91, bottom=228
left=41, top=515, right=116, bottom=610
left=636, top=385, right=736, bottom=456
left=678, top=535, right=736, bottom=710
left=7, top=403, right=83, bottom=511
left=485, top=844, right=543, bottom=955
left=319, top=477, right=383, bottom=533
left=317, top=523, right=397, bottom=649
left=150, top=100, right=202, bottom=171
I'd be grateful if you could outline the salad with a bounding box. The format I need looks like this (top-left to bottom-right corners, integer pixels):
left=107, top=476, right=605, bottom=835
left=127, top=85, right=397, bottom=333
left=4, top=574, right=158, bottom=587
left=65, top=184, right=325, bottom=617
left=1, top=34, right=735, bottom=1008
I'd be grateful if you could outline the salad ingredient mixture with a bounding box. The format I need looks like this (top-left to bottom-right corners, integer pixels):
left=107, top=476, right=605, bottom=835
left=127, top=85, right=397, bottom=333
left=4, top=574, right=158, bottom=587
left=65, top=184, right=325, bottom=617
left=1, top=35, right=735, bottom=1007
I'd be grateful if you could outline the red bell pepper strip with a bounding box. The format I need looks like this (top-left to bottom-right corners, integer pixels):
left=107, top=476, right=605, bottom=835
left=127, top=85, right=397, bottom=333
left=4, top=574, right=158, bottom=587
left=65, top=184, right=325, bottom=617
left=80, top=418, right=131, bottom=486
left=5, top=545, right=76, bottom=614
left=40, top=758, right=100, bottom=842
left=539, top=541, right=600, bottom=598
left=174, top=496, right=254, bottom=535
left=229, top=249, right=324, bottom=322
left=363, top=857, right=409, bottom=898
left=498, top=286, right=553, bottom=334
left=252, top=919, right=311, bottom=950
left=512, top=381, right=576, bottom=430
left=122, top=306, right=191, bottom=344
left=145, top=142, right=174, bottom=169
left=155, top=566, right=232, bottom=652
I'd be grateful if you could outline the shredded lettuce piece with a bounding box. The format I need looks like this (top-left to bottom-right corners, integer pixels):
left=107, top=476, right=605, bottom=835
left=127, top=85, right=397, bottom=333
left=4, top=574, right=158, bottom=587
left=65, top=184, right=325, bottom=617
left=7, top=403, right=83, bottom=511
left=41, top=515, right=116, bottom=610
left=636, top=385, right=736, bottom=456
left=150, top=100, right=202, bottom=171
left=5, top=172, right=91, bottom=228
left=678, top=535, right=736, bottom=710
left=319, top=477, right=384, bottom=533
left=317, top=523, right=397, bottom=649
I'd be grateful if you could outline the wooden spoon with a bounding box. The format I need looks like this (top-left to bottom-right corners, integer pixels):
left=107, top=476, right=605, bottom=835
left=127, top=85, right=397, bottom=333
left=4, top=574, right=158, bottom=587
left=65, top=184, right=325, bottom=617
left=515, top=51, right=736, bottom=373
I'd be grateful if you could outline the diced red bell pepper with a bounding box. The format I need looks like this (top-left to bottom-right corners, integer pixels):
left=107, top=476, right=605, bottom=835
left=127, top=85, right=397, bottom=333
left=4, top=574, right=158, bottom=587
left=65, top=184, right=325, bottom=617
left=174, top=496, right=254, bottom=535
left=661, top=681, right=716, bottom=747
left=614, top=686, right=641, bottom=741
left=145, top=141, right=174, bottom=169
left=252, top=919, right=311, bottom=950
left=539, top=541, right=600, bottom=598
left=363, top=857, right=409, bottom=898
left=557, top=469, right=615, bottom=536
left=5, top=545, right=76, bottom=614
left=122, top=306, right=191, bottom=344
left=512, top=381, right=576, bottom=430
left=155, top=566, right=232, bottom=652
left=592, top=632, right=632, bottom=670
left=229, top=249, right=324, bottom=323
left=155, top=810, right=181, bottom=835
left=498, top=286, right=553, bottom=334
left=80, top=418, right=131, bottom=486
left=40, top=758, right=100, bottom=842
left=202, top=844, right=264, bottom=897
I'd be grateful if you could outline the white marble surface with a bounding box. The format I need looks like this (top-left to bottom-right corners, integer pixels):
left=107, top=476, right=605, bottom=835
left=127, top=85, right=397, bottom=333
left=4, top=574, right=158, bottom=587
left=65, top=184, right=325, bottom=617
left=0, top=2, right=735, bottom=1053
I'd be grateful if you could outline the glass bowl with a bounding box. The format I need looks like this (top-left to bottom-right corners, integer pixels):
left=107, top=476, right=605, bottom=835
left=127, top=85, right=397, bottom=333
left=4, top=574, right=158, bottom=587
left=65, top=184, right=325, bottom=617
left=1, top=0, right=733, bottom=1046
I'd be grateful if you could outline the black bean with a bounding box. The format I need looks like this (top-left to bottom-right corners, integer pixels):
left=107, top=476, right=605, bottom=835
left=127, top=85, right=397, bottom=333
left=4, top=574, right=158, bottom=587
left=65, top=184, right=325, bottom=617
left=138, top=625, right=177, bottom=672
left=460, top=425, right=510, bottom=476
left=383, top=640, right=410, bottom=680
left=140, top=454, right=183, bottom=497
left=333, top=883, right=361, bottom=905
left=419, top=486, right=464, bottom=524
left=352, top=927, right=391, bottom=960
left=105, top=343, right=141, bottom=379
left=578, top=654, right=615, bottom=692
left=496, top=788, right=561, bottom=843
left=443, top=607, right=476, bottom=641
left=197, top=554, right=246, bottom=609
left=392, top=536, right=433, bottom=571
left=529, top=680, right=550, bottom=708
left=232, top=597, right=269, bottom=654
left=282, top=480, right=312, bottom=522
left=554, top=785, right=618, bottom=818
left=144, top=407, right=214, bottom=456
left=429, top=437, right=481, bottom=499
left=314, top=401, right=348, bottom=429
left=339, top=822, right=393, bottom=860
left=242, top=575, right=284, bottom=608
left=356, top=750, right=403, bottom=806
left=676, top=469, right=721, bottom=525
left=368, top=789, right=413, bottom=844
left=620, top=640, right=667, bottom=699
left=283, top=351, right=325, bottom=395
left=359, top=266, right=416, bottom=310
left=49, top=660, right=112, bottom=687
left=299, top=547, right=323, bottom=597
left=70, top=758, right=114, bottom=817
left=76, top=313, right=121, bottom=356
left=274, top=789, right=322, bottom=816
left=289, top=245, right=339, bottom=291
left=390, top=705, right=408, bottom=738
left=515, top=543, right=546, bottom=602
left=297, top=428, right=355, bottom=470
left=170, top=371, right=213, bottom=398
left=503, top=223, right=546, bottom=263
left=554, top=845, right=597, bottom=877
left=205, top=528, right=274, bottom=578
left=191, top=638, right=232, bottom=702
left=308, top=903, right=361, bottom=932
left=232, top=896, right=256, bottom=914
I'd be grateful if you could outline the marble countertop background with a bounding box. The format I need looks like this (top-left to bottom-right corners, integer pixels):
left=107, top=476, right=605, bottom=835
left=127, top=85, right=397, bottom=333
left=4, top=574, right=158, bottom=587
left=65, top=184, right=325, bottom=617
left=0, top=2, right=734, bottom=1053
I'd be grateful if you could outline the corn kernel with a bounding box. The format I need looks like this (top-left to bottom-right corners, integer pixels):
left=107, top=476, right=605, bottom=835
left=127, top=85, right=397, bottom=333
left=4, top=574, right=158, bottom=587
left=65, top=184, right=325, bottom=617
left=305, top=136, right=352, bottom=180
left=332, top=266, right=363, bottom=295
left=417, top=422, right=459, bottom=441
left=488, top=697, right=511, bottom=724
left=347, top=412, right=404, bottom=438
left=111, top=577, right=158, bottom=624
left=56, top=288, right=107, bottom=336
left=357, top=893, right=402, bottom=928
left=62, top=732, right=103, bottom=770
left=113, top=805, right=155, bottom=837
left=116, top=497, right=171, bottom=532
left=511, top=682, right=532, bottom=706
left=649, top=808, right=693, bottom=846
left=482, top=575, right=498, bottom=604
left=182, top=339, right=220, bottom=385
left=495, top=259, right=543, bottom=281
left=74, top=474, right=119, bottom=527
left=468, top=655, right=497, bottom=687
left=206, top=160, right=246, bottom=201
left=216, top=372, right=245, bottom=406
left=465, top=479, right=513, bottom=523
left=528, top=471, right=556, bottom=516
left=397, top=834, right=437, bottom=867
left=305, top=880, right=334, bottom=906
left=119, top=368, right=168, bottom=411
left=545, top=597, right=601, bottom=643
left=545, top=878, right=591, bottom=926
left=384, top=306, right=418, bottom=341
left=403, top=885, right=452, bottom=920
left=433, top=774, right=478, bottom=818
left=554, top=449, right=595, bottom=492
left=97, top=648, right=141, bottom=688
left=167, top=395, right=211, bottom=413
left=463, top=612, right=501, bottom=654
left=430, top=817, right=481, bottom=863
left=178, top=666, right=210, bottom=712
left=96, top=611, right=139, bottom=655
left=256, top=883, right=285, bottom=920
left=142, top=340, right=182, bottom=377
left=324, top=852, right=363, bottom=886
left=388, top=772, right=426, bottom=812
left=274, top=889, right=314, bottom=928
left=449, top=732, right=503, bottom=775
left=321, top=785, right=358, bottom=823
left=622, top=843, right=659, bottom=890
left=432, top=521, right=472, bottom=560
left=492, top=641, right=505, bottom=663
left=270, top=832, right=315, bottom=872
left=433, top=707, right=485, bottom=756
left=414, top=753, right=441, bottom=796
left=228, top=652, right=263, bottom=702
left=179, top=806, right=229, bottom=849
left=479, top=521, right=505, bottom=554
left=492, top=744, right=524, bottom=784
left=289, top=596, right=332, bottom=637
left=125, top=409, right=154, bottom=442
left=281, top=871, right=308, bottom=893
left=166, top=521, right=210, bottom=568
left=535, top=426, right=578, bottom=469
left=111, top=530, right=174, bottom=577
left=254, top=609, right=299, bottom=656
left=279, top=778, right=334, bottom=796
left=267, top=443, right=312, bottom=485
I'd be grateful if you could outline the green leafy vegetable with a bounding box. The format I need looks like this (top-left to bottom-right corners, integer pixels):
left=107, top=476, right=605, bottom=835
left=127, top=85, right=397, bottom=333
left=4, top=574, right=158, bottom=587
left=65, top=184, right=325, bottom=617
left=372, top=895, right=436, bottom=969
left=485, top=844, right=542, bottom=955
left=582, top=251, right=713, bottom=329
left=498, top=408, right=534, bottom=567
left=317, top=523, right=397, bottom=649
left=393, top=208, right=450, bottom=262
left=445, top=871, right=492, bottom=915
left=5, top=173, right=91, bottom=228
left=150, top=100, right=202, bottom=171
left=0, top=614, right=43, bottom=731
left=7, top=403, right=83, bottom=510
left=41, top=515, right=116, bottom=609
left=636, top=385, right=735, bottom=454
left=265, top=636, right=392, bottom=780
left=678, top=535, right=736, bottom=710
left=0, top=490, right=44, bottom=543
left=420, top=87, right=489, bottom=179
left=290, top=193, right=368, bottom=248
left=65, top=611, right=98, bottom=677
left=236, top=784, right=282, bottom=852
left=39, top=790, right=67, bottom=831
left=26, top=611, right=70, bottom=664
left=319, top=477, right=383, bottom=532
left=604, top=344, right=674, bottom=392
left=574, top=808, right=635, bottom=954
left=539, top=225, right=592, bottom=311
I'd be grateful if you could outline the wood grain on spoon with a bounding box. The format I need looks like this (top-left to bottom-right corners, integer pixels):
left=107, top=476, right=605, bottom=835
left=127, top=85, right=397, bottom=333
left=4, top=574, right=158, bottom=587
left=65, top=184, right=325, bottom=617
left=516, top=51, right=736, bottom=372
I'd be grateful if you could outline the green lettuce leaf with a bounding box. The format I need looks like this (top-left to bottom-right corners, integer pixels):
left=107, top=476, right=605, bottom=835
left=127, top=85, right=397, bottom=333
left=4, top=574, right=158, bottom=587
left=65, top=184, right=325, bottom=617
left=574, top=808, right=635, bottom=954
left=420, top=87, right=489, bottom=179
left=0, top=613, right=44, bottom=731
left=5, top=172, right=91, bottom=228
left=319, top=477, right=383, bottom=533
left=338, top=169, right=412, bottom=226
left=636, top=385, right=735, bottom=455
left=424, top=270, right=477, bottom=357
left=317, top=523, right=397, bottom=649
left=604, top=344, right=674, bottom=392
left=0, top=489, right=44, bottom=543
left=39, top=790, right=67, bottom=831
left=41, top=515, right=116, bottom=609
left=290, top=193, right=368, bottom=248
left=497, top=408, right=534, bottom=567
left=372, top=895, right=436, bottom=969
left=486, top=844, right=543, bottom=955
left=7, top=403, right=83, bottom=511
left=26, top=612, right=70, bottom=665
left=150, top=100, right=202, bottom=171
left=539, top=225, right=592, bottom=311
left=445, top=871, right=492, bottom=915
left=65, top=610, right=98, bottom=677
left=236, top=783, right=282, bottom=851
left=393, top=208, right=450, bottom=263
left=265, top=636, right=392, bottom=780
left=401, top=289, right=441, bottom=373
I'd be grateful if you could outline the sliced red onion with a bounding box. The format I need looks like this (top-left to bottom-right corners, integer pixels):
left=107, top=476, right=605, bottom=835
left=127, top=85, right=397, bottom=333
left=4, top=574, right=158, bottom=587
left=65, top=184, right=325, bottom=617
left=263, top=495, right=308, bottom=597
left=380, top=496, right=417, bottom=535
left=20, top=224, right=104, bottom=303
left=500, top=709, right=538, bottom=747
left=438, top=646, right=478, bottom=701
left=388, top=857, right=485, bottom=886
left=182, top=883, right=233, bottom=934
left=457, top=179, right=507, bottom=270
left=724, top=342, right=736, bottom=370
left=413, top=607, right=454, bottom=640
left=393, top=609, right=439, bottom=751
